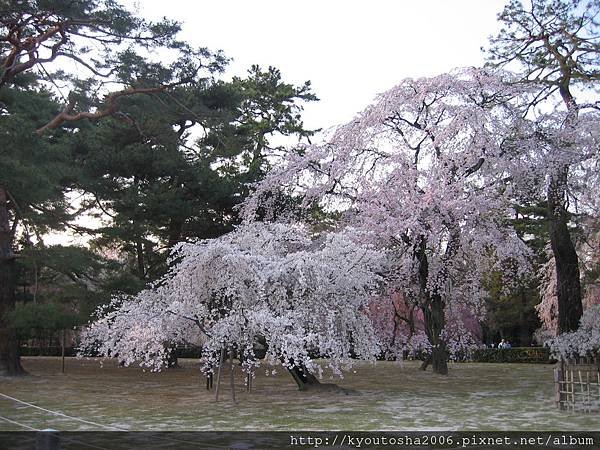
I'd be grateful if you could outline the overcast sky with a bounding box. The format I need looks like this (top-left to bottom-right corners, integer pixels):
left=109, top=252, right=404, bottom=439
left=126, top=0, right=509, bottom=131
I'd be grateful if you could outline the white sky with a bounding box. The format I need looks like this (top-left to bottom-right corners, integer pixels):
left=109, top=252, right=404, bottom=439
left=127, top=0, right=508, bottom=130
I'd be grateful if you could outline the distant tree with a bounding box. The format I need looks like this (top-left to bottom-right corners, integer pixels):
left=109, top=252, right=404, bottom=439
left=484, top=269, right=541, bottom=346
left=16, top=244, right=117, bottom=315
left=486, top=0, right=600, bottom=333
left=368, top=292, right=430, bottom=361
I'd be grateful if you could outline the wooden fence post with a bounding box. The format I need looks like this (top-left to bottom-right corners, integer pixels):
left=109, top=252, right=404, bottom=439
left=554, top=363, right=564, bottom=410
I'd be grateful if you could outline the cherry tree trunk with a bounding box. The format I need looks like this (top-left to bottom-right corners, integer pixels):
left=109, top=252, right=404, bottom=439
left=416, top=237, right=448, bottom=375
left=287, top=365, right=321, bottom=390
left=422, top=294, right=448, bottom=375
left=0, top=186, right=25, bottom=376
left=548, top=167, right=583, bottom=333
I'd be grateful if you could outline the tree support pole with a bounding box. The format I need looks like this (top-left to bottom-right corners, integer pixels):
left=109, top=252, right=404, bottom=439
left=214, top=348, right=225, bottom=402
left=229, top=352, right=236, bottom=404
left=61, top=329, right=65, bottom=374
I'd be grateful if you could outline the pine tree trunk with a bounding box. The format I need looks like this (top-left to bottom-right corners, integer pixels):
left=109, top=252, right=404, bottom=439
left=548, top=167, right=582, bottom=333
left=0, top=186, right=25, bottom=376
left=135, top=239, right=145, bottom=279
left=167, top=218, right=183, bottom=249
left=548, top=87, right=583, bottom=334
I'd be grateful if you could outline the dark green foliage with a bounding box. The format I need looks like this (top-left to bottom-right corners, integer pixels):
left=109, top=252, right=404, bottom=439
left=0, top=0, right=224, bottom=88
left=483, top=279, right=541, bottom=347
left=482, top=199, right=549, bottom=346
left=75, top=65, right=317, bottom=282
left=0, top=80, right=75, bottom=233
left=19, top=245, right=109, bottom=281
left=15, top=244, right=120, bottom=317
left=512, top=201, right=550, bottom=255
left=0, top=78, right=79, bottom=376
left=231, top=65, right=318, bottom=180
left=8, top=302, right=82, bottom=331
left=0, top=0, right=224, bottom=375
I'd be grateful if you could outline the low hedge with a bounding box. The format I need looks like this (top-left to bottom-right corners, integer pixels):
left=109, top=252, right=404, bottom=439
left=471, top=347, right=554, bottom=364
left=19, top=346, right=77, bottom=357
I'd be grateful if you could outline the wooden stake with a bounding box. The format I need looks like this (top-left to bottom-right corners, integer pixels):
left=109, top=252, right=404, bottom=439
left=229, top=352, right=236, bottom=403
left=61, top=329, right=65, bottom=374
left=578, top=370, right=585, bottom=411
left=570, top=370, right=575, bottom=411
left=586, top=371, right=590, bottom=413
left=214, top=348, right=225, bottom=402
left=554, top=366, right=562, bottom=409
left=561, top=360, right=565, bottom=410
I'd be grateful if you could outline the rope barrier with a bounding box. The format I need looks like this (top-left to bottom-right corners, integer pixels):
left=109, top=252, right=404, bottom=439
left=0, top=392, right=232, bottom=448
left=0, top=392, right=127, bottom=431
left=0, top=414, right=40, bottom=431
left=0, top=414, right=111, bottom=450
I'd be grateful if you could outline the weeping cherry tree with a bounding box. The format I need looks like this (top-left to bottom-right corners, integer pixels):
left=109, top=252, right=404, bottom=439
left=243, top=68, right=534, bottom=375
left=79, top=222, right=387, bottom=390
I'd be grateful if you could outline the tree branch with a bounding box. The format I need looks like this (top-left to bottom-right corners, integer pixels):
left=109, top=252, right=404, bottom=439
left=36, top=85, right=171, bottom=135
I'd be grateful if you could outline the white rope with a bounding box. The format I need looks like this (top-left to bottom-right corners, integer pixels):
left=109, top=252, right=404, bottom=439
left=0, top=414, right=40, bottom=431
left=0, top=392, right=127, bottom=431
left=0, top=392, right=230, bottom=448
left=0, top=414, right=111, bottom=450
